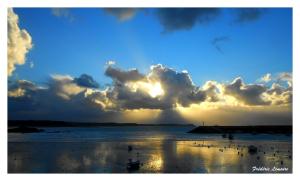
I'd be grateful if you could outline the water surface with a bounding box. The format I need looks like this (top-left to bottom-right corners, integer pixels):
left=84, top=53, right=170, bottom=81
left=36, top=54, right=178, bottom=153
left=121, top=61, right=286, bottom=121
left=8, top=126, right=292, bottom=173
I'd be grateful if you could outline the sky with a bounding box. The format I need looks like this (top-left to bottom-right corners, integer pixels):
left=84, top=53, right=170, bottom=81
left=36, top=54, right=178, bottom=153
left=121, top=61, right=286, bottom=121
left=8, top=8, right=293, bottom=125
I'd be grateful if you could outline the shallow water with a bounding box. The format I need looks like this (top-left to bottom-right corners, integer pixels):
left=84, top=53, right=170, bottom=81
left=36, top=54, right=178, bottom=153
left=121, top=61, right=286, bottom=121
left=8, top=126, right=292, bottom=173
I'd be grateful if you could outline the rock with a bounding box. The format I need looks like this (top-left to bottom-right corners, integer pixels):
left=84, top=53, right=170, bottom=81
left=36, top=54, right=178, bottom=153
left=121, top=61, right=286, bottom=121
left=128, top=145, right=133, bottom=152
left=8, top=126, right=43, bottom=133
left=248, top=145, right=258, bottom=154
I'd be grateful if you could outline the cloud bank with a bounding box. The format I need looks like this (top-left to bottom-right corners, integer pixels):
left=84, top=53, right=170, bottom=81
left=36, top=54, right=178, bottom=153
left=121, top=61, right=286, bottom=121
left=8, top=64, right=292, bottom=125
left=8, top=8, right=33, bottom=76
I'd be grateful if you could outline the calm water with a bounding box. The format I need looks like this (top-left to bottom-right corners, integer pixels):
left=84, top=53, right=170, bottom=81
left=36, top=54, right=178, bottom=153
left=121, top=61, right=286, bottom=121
left=8, top=126, right=292, bottom=173
left=8, top=126, right=292, bottom=142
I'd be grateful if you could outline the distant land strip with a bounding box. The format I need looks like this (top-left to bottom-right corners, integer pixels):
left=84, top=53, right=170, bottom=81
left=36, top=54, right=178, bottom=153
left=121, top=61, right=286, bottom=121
left=188, top=125, right=292, bottom=134
left=8, top=120, right=195, bottom=127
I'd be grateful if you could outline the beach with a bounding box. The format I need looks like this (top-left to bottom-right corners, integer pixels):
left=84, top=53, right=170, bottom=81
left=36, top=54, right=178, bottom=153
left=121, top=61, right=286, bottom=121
left=8, top=126, right=292, bottom=173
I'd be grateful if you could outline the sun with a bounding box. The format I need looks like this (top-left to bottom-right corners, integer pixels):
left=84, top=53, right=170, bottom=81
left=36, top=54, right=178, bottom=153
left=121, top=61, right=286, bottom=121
left=148, top=82, right=164, bottom=98
left=125, top=81, right=165, bottom=98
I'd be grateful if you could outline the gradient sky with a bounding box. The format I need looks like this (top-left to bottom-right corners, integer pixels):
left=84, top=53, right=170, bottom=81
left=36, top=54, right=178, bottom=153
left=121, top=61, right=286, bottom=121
left=8, top=8, right=293, bottom=125
left=11, top=8, right=292, bottom=86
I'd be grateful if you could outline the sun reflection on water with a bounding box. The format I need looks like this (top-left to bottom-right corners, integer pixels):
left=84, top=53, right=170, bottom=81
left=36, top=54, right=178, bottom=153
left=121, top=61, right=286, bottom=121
left=8, top=140, right=292, bottom=173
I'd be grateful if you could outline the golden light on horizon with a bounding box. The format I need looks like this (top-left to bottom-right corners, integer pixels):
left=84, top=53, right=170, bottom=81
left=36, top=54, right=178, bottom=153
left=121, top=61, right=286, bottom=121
left=122, top=108, right=162, bottom=123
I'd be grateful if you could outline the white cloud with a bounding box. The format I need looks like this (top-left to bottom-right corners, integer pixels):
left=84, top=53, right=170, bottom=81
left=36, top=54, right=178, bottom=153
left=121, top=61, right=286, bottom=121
left=106, top=60, right=116, bottom=66
left=259, top=73, right=272, bottom=83
left=51, top=8, right=74, bottom=21
left=7, top=8, right=33, bottom=76
left=29, top=61, right=34, bottom=68
left=277, top=72, right=292, bottom=86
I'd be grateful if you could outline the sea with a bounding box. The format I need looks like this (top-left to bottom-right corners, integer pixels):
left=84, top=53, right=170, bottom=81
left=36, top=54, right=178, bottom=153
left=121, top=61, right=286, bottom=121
left=8, top=126, right=293, bottom=173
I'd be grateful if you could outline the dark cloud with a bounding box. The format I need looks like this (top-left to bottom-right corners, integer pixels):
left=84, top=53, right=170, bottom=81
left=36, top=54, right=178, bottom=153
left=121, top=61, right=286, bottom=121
left=105, top=66, right=145, bottom=83
left=110, top=84, right=169, bottom=110
left=156, top=8, right=220, bottom=32
left=73, top=74, right=99, bottom=88
left=106, top=64, right=208, bottom=110
left=8, top=76, right=108, bottom=121
left=211, top=36, right=230, bottom=53
left=149, top=64, right=206, bottom=107
left=234, top=8, right=265, bottom=23
left=104, top=8, right=139, bottom=21
left=8, top=79, right=37, bottom=93
left=102, top=8, right=265, bottom=33
left=223, top=77, right=270, bottom=105
left=8, top=80, right=42, bottom=112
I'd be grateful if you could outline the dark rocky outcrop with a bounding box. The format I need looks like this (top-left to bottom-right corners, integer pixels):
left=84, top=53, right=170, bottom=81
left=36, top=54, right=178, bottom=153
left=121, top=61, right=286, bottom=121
left=188, top=125, right=292, bottom=134
left=8, top=126, right=44, bottom=133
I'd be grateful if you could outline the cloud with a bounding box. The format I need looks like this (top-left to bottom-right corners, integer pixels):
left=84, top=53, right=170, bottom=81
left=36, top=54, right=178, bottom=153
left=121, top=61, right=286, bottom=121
left=7, top=8, right=33, bottom=76
left=223, top=77, right=270, bottom=105
left=259, top=73, right=272, bottom=83
left=73, top=74, right=99, bottom=88
left=201, top=81, right=220, bottom=102
left=222, top=75, right=292, bottom=106
left=101, top=8, right=265, bottom=33
left=29, top=61, right=34, bottom=68
left=105, top=64, right=221, bottom=110
left=105, top=66, right=145, bottom=83
left=8, top=75, right=110, bottom=121
left=51, top=8, right=74, bottom=21
left=258, top=72, right=292, bottom=87
left=8, top=64, right=292, bottom=124
left=265, top=83, right=292, bottom=105
left=148, top=64, right=207, bottom=107
left=234, top=8, right=265, bottom=23
left=106, top=60, right=116, bottom=66
left=49, top=74, right=85, bottom=100
left=104, top=8, right=139, bottom=21
left=156, top=8, right=220, bottom=32
left=8, top=79, right=38, bottom=98
left=277, top=72, right=292, bottom=85
left=211, top=36, right=230, bottom=53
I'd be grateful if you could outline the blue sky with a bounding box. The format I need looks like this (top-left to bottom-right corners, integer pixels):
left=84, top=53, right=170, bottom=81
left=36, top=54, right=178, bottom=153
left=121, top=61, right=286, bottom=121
left=11, top=8, right=292, bottom=86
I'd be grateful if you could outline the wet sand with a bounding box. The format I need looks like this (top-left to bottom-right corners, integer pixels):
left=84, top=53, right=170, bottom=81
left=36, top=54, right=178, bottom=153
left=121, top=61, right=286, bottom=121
left=8, top=139, right=292, bottom=173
